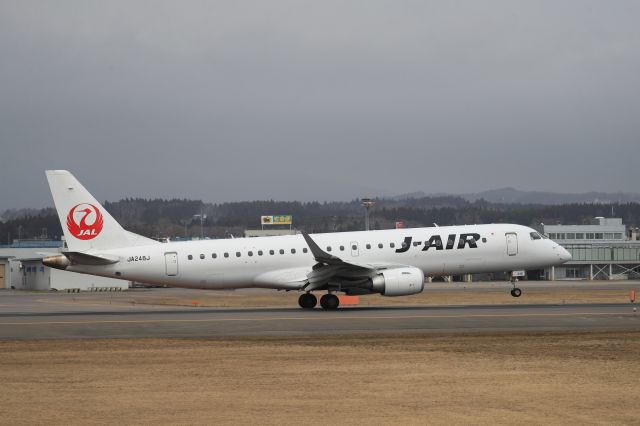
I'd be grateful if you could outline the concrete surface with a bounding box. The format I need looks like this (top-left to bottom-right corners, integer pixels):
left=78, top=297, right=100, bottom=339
left=1, top=284, right=639, bottom=340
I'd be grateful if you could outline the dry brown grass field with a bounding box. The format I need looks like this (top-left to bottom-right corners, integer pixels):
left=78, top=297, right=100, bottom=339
left=2, top=332, right=639, bottom=425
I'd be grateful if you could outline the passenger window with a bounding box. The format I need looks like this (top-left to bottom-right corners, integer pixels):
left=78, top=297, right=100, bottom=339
left=482, top=238, right=487, bottom=243
left=303, top=248, right=308, bottom=253
left=224, top=253, right=229, bottom=258
left=327, top=247, right=332, bottom=252
left=390, top=243, right=395, bottom=248
left=339, top=245, right=345, bottom=251
left=258, top=250, right=263, bottom=256
left=366, top=244, right=371, bottom=249
left=279, top=249, right=285, bottom=254
left=352, top=244, right=357, bottom=250
left=236, top=252, right=241, bottom=257
left=291, top=248, right=296, bottom=254
left=378, top=243, right=383, bottom=249
left=212, top=253, right=217, bottom=259
left=200, top=254, right=205, bottom=259
left=269, top=250, right=274, bottom=255
left=188, top=255, right=193, bottom=260
left=248, top=251, right=253, bottom=256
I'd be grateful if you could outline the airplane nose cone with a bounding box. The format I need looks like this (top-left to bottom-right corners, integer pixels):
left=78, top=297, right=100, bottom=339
left=559, top=247, right=572, bottom=263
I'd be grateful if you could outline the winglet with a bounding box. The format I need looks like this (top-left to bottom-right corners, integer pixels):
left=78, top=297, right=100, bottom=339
left=302, top=233, right=342, bottom=265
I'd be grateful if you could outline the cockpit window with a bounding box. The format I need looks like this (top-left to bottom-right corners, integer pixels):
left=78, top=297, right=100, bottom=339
left=530, top=232, right=542, bottom=240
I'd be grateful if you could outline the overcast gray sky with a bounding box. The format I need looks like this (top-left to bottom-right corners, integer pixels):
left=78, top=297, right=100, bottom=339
left=1, top=0, right=639, bottom=211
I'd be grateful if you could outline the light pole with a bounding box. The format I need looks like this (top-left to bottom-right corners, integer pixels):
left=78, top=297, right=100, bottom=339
left=193, top=210, right=207, bottom=239
left=361, top=198, right=375, bottom=231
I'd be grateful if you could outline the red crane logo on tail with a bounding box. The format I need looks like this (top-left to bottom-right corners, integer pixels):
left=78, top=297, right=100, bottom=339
left=66, top=203, right=104, bottom=240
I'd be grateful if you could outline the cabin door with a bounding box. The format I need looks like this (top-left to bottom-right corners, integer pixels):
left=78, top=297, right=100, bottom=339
left=165, top=252, right=178, bottom=276
left=506, top=233, right=518, bottom=256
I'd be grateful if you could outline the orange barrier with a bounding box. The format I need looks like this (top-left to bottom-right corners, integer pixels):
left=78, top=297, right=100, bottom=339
left=630, top=290, right=636, bottom=303
left=338, top=296, right=360, bottom=306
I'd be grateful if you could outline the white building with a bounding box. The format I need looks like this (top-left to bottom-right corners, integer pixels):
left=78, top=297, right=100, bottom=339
left=544, top=217, right=626, bottom=244
left=0, top=241, right=129, bottom=291
left=244, top=229, right=298, bottom=238
left=542, top=218, right=640, bottom=280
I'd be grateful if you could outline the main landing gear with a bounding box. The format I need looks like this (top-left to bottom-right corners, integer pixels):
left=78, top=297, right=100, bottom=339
left=510, top=277, right=522, bottom=298
left=298, top=293, right=340, bottom=310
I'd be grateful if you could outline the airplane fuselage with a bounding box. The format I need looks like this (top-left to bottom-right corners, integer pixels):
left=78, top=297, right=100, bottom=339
left=68, top=224, right=569, bottom=291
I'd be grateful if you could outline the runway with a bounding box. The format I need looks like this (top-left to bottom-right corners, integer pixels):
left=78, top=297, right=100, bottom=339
left=0, top=299, right=638, bottom=340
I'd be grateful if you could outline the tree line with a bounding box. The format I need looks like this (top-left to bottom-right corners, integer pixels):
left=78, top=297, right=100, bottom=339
left=2, top=196, right=640, bottom=244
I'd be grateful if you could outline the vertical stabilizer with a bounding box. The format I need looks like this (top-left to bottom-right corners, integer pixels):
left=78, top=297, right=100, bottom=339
left=45, top=170, right=157, bottom=252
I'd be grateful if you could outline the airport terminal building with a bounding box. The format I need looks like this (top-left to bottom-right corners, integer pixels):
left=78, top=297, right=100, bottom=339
left=542, top=217, right=640, bottom=280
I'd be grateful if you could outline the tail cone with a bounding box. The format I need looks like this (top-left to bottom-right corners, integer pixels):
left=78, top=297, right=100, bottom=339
left=43, top=255, right=70, bottom=270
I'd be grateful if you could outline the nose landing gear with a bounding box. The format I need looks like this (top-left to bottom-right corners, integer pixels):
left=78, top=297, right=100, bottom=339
left=510, top=276, right=522, bottom=298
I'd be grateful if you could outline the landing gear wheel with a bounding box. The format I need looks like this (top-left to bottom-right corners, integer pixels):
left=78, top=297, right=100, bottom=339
left=320, top=294, right=340, bottom=310
left=510, top=288, right=522, bottom=298
left=298, top=293, right=317, bottom=309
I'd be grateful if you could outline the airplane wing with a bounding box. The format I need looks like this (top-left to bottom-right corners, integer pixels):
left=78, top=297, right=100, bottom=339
left=301, top=233, right=406, bottom=292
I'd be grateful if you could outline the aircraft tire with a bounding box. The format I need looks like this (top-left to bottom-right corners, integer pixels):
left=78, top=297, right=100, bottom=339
left=298, top=293, right=317, bottom=309
left=510, top=288, right=522, bottom=298
left=320, top=294, right=340, bottom=310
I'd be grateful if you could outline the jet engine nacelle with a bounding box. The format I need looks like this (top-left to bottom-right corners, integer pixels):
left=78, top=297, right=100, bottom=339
left=369, top=267, right=425, bottom=296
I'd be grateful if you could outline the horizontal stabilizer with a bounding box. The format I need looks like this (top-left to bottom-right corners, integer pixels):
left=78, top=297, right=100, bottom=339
left=36, top=251, right=62, bottom=257
left=63, top=251, right=119, bottom=265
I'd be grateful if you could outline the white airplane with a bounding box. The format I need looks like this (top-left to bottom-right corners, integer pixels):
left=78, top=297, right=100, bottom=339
left=43, top=170, right=571, bottom=309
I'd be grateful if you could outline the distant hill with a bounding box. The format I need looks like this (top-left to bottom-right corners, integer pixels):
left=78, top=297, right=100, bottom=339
left=391, top=188, right=640, bottom=205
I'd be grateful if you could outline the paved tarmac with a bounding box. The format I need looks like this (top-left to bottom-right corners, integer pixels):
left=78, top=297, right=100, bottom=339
left=0, top=289, right=638, bottom=340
